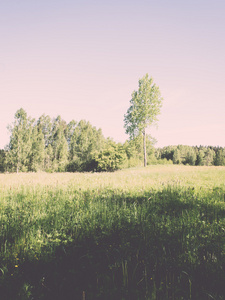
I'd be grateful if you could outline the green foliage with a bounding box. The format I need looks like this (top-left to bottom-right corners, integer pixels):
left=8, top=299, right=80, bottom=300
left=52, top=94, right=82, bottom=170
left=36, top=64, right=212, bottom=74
left=215, top=148, right=225, bottom=166
left=0, top=150, right=6, bottom=172
left=123, top=133, right=157, bottom=168
left=173, top=148, right=182, bottom=164
left=124, top=74, right=163, bottom=166
left=158, top=145, right=225, bottom=166
left=93, top=140, right=127, bottom=172
left=152, top=158, right=173, bottom=165
left=51, top=116, right=69, bottom=172
left=28, top=124, right=45, bottom=172
left=67, top=120, right=106, bottom=171
left=5, top=108, right=225, bottom=173
left=124, top=74, right=163, bottom=138
left=196, top=149, right=205, bottom=165
left=37, top=114, right=52, bottom=148
left=6, top=108, right=34, bottom=172
left=185, top=147, right=197, bottom=165
left=6, top=109, right=109, bottom=173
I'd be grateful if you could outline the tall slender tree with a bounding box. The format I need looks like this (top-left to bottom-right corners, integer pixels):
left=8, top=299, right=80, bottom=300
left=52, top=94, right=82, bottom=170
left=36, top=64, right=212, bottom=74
left=28, top=123, right=45, bottom=171
left=37, top=114, right=52, bottom=148
left=51, top=116, right=68, bottom=171
left=6, top=108, right=33, bottom=172
left=124, top=74, right=163, bottom=167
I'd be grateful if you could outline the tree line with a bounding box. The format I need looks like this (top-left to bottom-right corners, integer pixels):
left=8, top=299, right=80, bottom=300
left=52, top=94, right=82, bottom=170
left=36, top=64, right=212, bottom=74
left=0, top=108, right=224, bottom=173
left=0, top=108, right=157, bottom=173
left=156, top=145, right=225, bottom=166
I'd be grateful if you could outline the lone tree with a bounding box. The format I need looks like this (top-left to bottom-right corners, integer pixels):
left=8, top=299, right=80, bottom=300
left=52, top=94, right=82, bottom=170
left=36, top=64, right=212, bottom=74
left=124, top=74, right=163, bottom=167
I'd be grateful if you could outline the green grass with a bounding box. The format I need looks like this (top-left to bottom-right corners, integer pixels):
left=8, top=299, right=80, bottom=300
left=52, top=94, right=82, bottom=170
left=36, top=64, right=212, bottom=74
left=0, top=165, right=225, bottom=299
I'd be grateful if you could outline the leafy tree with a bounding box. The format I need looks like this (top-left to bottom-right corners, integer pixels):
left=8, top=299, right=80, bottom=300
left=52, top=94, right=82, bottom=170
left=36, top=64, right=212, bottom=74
left=161, top=146, right=176, bottom=161
left=196, top=149, right=205, bottom=166
left=67, top=120, right=77, bottom=158
left=204, top=148, right=215, bottom=166
left=214, top=148, right=225, bottom=166
left=6, top=108, right=34, bottom=172
left=45, top=144, right=54, bottom=172
left=185, top=148, right=197, bottom=165
left=37, top=114, right=52, bottom=148
left=0, top=149, right=6, bottom=172
left=93, top=140, right=126, bottom=172
left=173, top=148, right=182, bottom=164
left=51, top=116, right=68, bottom=171
left=68, top=120, right=106, bottom=171
left=124, top=74, right=163, bottom=167
left=28, top=123, right=45, bottom=171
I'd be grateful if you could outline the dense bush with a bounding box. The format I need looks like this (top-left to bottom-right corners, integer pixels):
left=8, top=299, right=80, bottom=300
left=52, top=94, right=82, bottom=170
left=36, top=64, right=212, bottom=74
left=93, top=144, right=127, bottom=172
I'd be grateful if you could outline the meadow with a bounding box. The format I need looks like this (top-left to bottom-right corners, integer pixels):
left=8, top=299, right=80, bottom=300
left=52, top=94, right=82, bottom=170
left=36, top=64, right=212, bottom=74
left=0, top=165, right=225, bottom=299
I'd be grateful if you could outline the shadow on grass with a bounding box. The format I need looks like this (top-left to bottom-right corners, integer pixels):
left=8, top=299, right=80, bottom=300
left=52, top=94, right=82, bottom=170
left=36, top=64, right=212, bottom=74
left=1, top=186, right=225, bottom=299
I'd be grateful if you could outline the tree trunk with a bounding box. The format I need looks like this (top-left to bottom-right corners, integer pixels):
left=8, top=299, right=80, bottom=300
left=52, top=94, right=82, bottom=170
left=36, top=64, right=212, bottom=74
left=143, top=129, right=147, bottom=167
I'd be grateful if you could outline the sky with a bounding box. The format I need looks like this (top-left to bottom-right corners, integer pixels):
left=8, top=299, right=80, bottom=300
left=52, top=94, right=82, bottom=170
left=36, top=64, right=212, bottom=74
left=1, top=0, right=225, bottom=149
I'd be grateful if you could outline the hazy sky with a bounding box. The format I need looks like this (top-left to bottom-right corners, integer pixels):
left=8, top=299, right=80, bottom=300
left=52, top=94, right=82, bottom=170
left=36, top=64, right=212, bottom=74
left=1, top=0, right=225, bottom=149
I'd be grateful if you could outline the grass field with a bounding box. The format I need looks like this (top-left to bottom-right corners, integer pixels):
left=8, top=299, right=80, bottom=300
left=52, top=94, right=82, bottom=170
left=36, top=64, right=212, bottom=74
left=0, top=165, right=225, bottom=299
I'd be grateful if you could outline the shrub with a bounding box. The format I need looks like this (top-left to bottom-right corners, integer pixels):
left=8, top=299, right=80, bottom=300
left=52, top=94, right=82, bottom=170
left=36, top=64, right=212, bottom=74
left=93, top=145, right=127, bottom=172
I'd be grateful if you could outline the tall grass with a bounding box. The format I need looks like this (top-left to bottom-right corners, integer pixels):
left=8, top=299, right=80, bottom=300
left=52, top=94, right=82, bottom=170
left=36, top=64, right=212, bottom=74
left=0, top=165, right=225, bottom=299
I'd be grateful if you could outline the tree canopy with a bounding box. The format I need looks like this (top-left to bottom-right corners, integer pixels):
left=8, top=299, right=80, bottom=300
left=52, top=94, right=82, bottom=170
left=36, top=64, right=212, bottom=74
left=4, top=108, right=129, bottom=173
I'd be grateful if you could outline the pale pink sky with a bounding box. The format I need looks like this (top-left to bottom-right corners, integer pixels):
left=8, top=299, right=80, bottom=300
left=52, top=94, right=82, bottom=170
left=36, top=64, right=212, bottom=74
left=1, top=0, right=225, bottom=149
